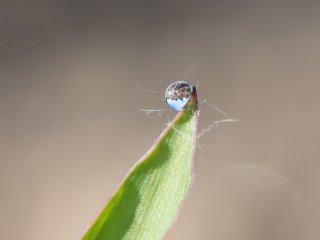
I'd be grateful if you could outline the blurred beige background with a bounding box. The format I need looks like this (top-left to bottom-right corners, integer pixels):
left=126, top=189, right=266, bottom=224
left=1, top=0, right=320, bottom=239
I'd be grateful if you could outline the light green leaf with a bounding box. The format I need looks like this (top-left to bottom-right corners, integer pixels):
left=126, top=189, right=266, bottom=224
left=82, top=87, right=198, bottom=240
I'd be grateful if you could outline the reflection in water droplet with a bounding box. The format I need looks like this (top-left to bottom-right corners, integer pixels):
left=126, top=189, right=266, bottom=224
left=165, top=81, right=193, bottom=111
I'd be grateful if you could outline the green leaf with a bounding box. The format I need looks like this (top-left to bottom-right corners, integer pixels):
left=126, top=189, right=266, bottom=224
left=82, top=87, right=198, bottom=240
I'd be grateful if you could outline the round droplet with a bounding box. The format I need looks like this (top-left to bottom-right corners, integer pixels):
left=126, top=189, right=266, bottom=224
left=165, top=81, right=193, bottom=110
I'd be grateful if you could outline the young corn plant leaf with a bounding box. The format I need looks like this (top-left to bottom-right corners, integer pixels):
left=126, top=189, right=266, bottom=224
left=82, top=87, right=199, bottom=240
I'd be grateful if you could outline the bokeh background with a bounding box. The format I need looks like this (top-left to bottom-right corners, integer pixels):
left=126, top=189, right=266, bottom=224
left=1, top=0, right=320, bottom=239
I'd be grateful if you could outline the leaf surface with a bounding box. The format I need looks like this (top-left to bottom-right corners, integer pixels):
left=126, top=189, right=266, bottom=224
left=82, top=88, right=198, bottom=240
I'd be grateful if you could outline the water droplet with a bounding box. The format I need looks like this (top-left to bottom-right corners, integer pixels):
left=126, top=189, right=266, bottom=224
left=165, top=81, right=193, bottom=110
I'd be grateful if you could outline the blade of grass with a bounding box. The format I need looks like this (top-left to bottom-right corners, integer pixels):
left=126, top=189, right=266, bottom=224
left=82, top=87, right=198, bottom=240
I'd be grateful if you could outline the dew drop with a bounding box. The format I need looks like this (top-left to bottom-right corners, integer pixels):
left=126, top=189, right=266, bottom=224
left=165, top=81, right=193, bottom=111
